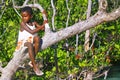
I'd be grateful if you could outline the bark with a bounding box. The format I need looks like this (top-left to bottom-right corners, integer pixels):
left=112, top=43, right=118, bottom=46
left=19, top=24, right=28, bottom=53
left=0, top=0, right=120, bottom=80
left=41, top=8, right=120, bottom=49
left=84, top=0, right=92, bottom=52
left=0, top=48, right=29, bottom=80
left=84, top=72, right=93, bottom=80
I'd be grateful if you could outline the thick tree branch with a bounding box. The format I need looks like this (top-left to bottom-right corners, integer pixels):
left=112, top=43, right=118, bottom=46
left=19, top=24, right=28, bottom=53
left=104, top=8, right=120, bottom=21
left=0, top=47, right=28, bottom=80
left=41, top=8, right=120, bottom=49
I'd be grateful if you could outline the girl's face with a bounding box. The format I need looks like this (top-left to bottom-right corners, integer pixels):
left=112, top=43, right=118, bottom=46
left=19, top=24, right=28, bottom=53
left=21, top=11, right=32, bottom=23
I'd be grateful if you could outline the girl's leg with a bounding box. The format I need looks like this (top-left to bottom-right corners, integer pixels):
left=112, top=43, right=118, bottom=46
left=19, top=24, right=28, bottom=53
left=24, top=42, right=43, bottom=76
left=33, top=36, right=40, bottom=56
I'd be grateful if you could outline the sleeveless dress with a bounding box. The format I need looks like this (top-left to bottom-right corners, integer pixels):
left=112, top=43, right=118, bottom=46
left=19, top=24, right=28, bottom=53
left=15, top=23, right=37, bottom=51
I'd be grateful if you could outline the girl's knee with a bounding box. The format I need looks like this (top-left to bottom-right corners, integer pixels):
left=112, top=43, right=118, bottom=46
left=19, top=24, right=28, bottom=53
left=24, top=42, right=32, bottom=47
left=34, top=36, right=40, bottom=42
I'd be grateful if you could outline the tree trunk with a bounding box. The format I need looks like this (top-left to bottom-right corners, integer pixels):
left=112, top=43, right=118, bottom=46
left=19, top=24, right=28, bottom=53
left=0, top=48, right=29, bottom=80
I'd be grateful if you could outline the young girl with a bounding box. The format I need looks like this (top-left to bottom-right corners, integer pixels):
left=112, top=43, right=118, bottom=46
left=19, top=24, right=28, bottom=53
left=15, top=6, right=47, bottom=76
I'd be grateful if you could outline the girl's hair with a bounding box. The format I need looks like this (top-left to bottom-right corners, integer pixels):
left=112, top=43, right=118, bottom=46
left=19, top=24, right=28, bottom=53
left=21, top=6, right=33, bottom=15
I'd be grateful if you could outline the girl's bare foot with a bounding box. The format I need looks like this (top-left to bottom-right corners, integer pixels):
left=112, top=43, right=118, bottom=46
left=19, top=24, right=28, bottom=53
left=34, top=68, right=44, bottom=76
left=29, top=61, right=44, bottom=76
left=28, top=61, right=33, bottom=67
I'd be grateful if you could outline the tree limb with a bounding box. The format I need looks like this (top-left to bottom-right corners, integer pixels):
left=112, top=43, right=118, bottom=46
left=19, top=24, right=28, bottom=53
left=41, top=7, right=120, bottom=49
left=0, top=47, right=28, bottom=80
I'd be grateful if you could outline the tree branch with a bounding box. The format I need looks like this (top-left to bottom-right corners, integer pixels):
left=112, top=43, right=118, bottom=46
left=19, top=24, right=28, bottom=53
left=41, top=7, right=120, bottom=49
left=66, top=0, right=71, bottom=28
left=23, top=0, right=29, bottom=6
left=98, top=0, right=108, bottom=11
left=51, top=0, right=56, bottom=31
left=89, top=33, right=97, bottom=50
left=0, top=47, right=28, bottom=80
left=104, top=7, right=120, bottom=21
left=84, top=0, right=92, bottom=52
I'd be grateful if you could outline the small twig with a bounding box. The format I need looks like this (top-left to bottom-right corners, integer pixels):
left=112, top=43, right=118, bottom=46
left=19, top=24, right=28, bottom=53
left=18, top=63, right=25, bottom=69
left=89, top=33, right=97, bottom=50
left=84, top=0, right=92, bottom=52
left=66, top=0, right=70, bottom=28
left=12, top=0, right=21, bottom=18
left=77, top=70, right=87, bottom=80
left=104, top=70, right=108, bottom=79
left=67, top=74, right=74, bottom=80
left=93, top=69, right=109, bottom=79
left=0, top=6, right=6, bottom=19
left=13, top=7, right=21, bottom=18
left=65, top=0, right=71, bottom=58
left=51, top=0, right=56, bottom=31
left=106, top=43, right=114, bottom=55
left=75, top=34, right=79, bottom=55
left=23, top=0, right=29, bottom=6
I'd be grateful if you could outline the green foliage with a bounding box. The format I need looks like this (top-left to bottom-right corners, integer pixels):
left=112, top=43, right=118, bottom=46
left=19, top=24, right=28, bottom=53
left=0, top=0, right=120, bottom=80
left=0, top=6, right=20, bottom=63
left=107, top=0, right=120, bottom=12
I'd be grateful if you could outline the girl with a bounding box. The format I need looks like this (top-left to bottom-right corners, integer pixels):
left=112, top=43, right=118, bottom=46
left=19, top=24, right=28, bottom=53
left=16, top=6, right=47, bottom=76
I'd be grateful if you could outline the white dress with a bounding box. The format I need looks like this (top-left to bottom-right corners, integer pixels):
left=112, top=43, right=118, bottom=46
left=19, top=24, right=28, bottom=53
left=15, top=23, right=37, bottom=51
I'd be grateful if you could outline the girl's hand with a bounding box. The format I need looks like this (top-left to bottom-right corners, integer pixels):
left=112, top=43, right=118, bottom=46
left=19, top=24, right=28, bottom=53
left=32, top=21, right=37, bottom=26
left=41, top=26, right=45, bottom=30
left=38, top=25, right=44, bottom=30
left=43, top=20, right=48, bottom=24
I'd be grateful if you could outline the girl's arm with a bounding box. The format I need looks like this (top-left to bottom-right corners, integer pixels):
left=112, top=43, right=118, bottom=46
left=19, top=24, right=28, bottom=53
left=20, top=21, right=43, bottom=34
left=33, top=20, right=48, bottom=30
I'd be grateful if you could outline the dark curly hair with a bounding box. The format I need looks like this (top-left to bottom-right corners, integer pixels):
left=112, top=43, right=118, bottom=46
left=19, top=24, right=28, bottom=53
left=21, top=6, right=33, bottom=15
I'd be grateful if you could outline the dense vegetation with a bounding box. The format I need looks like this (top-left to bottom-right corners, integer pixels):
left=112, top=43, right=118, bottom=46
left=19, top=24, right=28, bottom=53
left=0, top=0, right=120, bottom=80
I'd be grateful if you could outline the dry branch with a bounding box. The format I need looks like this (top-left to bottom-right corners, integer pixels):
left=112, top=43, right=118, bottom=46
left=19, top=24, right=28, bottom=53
left=84, top=0, right=92, bottom=52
